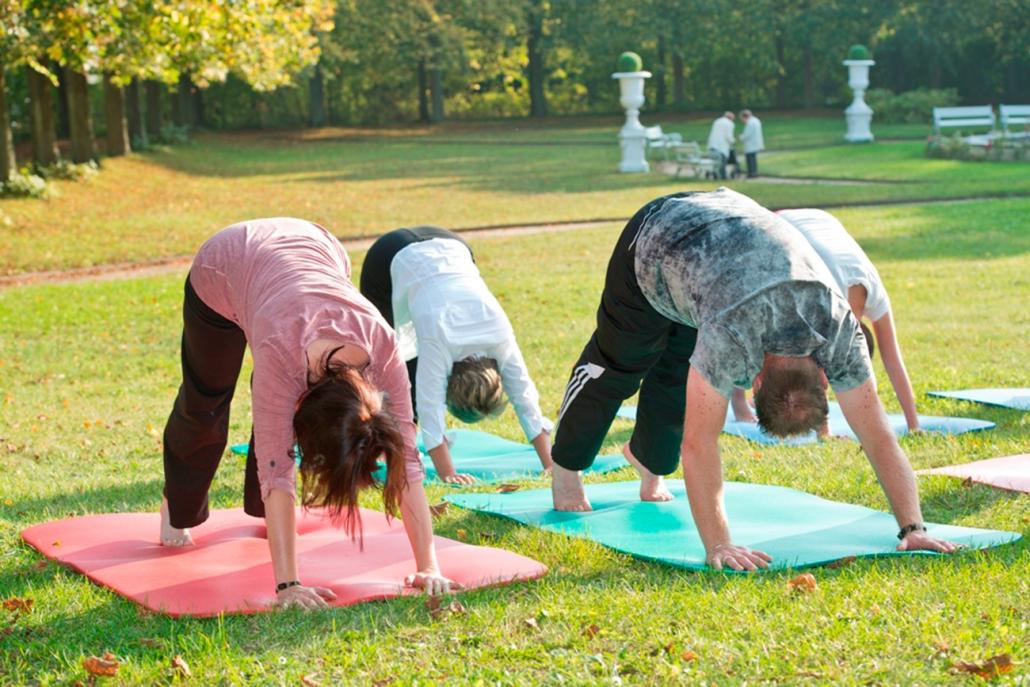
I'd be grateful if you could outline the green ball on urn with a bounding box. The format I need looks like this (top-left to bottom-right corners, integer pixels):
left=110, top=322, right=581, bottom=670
left=847, top=44, right=872, bottom=60
left=617, top=51, right=643, bottom=72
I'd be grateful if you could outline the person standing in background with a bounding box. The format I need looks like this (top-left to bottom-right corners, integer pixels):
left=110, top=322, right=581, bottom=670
left=740, top=109, right=764, bottom=178
left=706, top=111, right=736, bottom=179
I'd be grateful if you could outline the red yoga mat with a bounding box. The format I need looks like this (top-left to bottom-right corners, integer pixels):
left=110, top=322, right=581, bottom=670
left=21, top=507, right=547, bottom=617
left=917, top=454, right=1030, bottom=493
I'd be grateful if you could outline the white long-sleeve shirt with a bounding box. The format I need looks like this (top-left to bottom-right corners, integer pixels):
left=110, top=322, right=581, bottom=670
left=707, top=116, right=735, bottom=156
left=777, top=209, right=891, bottom=321
left=740, top=116, right=765, bottom=153
left=389, top=238, right=552, bottom=451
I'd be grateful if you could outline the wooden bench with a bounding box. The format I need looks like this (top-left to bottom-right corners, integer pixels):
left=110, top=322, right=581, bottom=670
left=1000, top=104, right=1030, bottom=135
left=644, top=125, right=684, bottom=160
left=932, top=106, right=996, bottom=136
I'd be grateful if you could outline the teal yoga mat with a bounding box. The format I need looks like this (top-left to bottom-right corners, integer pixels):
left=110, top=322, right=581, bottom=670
left=616, top=401, right=994, bottom=446
left=232, top=430, right=628, bottom=483
left=447, top=480, right=1020, bottom=572
left=928, top=388, right=1030, bottom=411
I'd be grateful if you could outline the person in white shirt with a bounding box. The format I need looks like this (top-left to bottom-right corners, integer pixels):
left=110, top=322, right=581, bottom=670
left=360, top=226, right=554, bottom=483
left=730, top=208, right=920, bottom=434
left=706, top=111, right=736, bottom=179
left=739, top=109, right=764, bottom=178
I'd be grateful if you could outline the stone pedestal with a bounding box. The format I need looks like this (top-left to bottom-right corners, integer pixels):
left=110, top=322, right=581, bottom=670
left=613, top=70, right=652, bottom=172
left=843, top=59, right=875, bottom=142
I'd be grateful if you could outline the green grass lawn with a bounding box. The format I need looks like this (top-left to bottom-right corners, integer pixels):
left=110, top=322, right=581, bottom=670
left=1, top=116, right=1026, bottom=276
left=0, top=191, right=1027, bottom=684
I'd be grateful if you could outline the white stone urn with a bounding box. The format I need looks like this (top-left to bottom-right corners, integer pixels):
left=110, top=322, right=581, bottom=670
left=843, top=59, right=875, bottom=142
left=613, top=70, right=652, bottom=172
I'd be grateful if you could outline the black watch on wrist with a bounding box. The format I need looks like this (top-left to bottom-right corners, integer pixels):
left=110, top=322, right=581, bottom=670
left=897, top=523, right=927, bottom=540
left=276, top=580, right=301, bottom=593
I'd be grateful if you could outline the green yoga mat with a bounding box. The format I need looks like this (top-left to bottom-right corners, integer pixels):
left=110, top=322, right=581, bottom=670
left=231, top=430, right=628, bottom=483
left=447, top=481, right=1020, bottom=572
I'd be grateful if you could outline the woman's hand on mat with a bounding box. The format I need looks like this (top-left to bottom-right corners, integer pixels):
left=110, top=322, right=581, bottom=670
left=275, top=584, right=337, bottom=610
left=896, top=531, right=961, bottom=554
left=440, top=472, right=477, bottom=485
left=405, top=570, right=464, bottom=596
left=707, top=543, right=773, bottom=572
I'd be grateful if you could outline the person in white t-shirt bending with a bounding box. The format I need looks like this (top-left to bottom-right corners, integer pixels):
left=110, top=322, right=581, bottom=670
left=730, top=208, right=920, bottom=434
left=360, top=226, right=554, bottom=483
left=706, top=112, right=736, bottom=179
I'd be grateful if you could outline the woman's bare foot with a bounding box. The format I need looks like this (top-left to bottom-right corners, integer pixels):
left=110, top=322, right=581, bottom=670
left=622, top=443, right=674, bottom=502
left=160, top=498, right=194, bottom=547
left=551, top=464, right=591, bottom=512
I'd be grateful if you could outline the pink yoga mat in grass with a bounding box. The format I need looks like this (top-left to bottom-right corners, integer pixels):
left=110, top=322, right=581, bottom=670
left=917, top=454, right=1030, bottom=493
left=21, top=508, right=547, bottom=617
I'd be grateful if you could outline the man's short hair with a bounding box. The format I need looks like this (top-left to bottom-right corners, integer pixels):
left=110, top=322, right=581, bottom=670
left=740, top=109, right=752, bottom=118
left=754, top=365, right=829, bottom=437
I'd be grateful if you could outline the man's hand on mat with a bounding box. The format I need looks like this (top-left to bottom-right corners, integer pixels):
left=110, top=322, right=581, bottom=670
left=275, top=584, right=337, bottom=610
left=405, top=570, right=464, bottom=596
left=440, top=472, right=477, bottom=485
left=707, top=543, right=773, bottom=572
left=896, top=531, right=961, bottom=554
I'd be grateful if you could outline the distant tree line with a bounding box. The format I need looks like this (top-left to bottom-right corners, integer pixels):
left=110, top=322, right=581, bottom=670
left=2, top=0, right=1027, bottom=181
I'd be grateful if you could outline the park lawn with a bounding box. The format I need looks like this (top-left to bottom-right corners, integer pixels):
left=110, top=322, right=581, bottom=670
left=0, top=197, right=1027, bottom=685
left=0, top=117, right=1023, bottom=276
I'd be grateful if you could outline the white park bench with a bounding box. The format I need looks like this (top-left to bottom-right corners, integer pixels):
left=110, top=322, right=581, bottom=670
left=932, top=106, right=996, bottom=136
left=999, top=104, right=1030, bottom=136
left=671, top=141, right=717, bottom=179
left=644, top=125, right=684, bottom=160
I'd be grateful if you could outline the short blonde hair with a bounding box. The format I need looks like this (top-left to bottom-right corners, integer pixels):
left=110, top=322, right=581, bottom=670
left=446, top=357, right=507, bottom=423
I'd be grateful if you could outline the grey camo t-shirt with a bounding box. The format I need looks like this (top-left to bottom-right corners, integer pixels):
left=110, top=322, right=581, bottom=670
left=633, top=188, right=872, bottom=396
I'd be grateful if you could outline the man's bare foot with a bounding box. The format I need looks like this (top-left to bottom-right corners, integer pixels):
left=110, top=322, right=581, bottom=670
left=551, top=464, right=591, bottom=512
left=622, top=443, right=674, bottom=502
left=160, top=498, right=194, bottom=547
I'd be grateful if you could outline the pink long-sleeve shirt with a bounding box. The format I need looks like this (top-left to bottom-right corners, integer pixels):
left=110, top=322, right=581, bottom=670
left=188, top=218, right=423, bottom=501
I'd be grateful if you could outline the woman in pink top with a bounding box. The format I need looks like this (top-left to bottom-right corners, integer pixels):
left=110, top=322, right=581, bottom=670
left=160, top=218, right=456, bottom=609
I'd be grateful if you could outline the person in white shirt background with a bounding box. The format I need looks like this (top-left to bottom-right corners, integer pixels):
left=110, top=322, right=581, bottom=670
left=706, top=111, right=736, bottom=179
left=731, top=208, right=921, bottom=435
left=739, top=109, right=764, bottom=178
left=360, top=226, right=554, bottom=483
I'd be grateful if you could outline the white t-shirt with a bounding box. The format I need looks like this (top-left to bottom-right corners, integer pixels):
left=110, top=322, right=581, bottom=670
left=741, top=116, right=764, bottom=153
left=707, top=117, right=735, bottom=156
left=777, top=209, right=891, bottom=321
left=390, top=238, right=551, bottom=450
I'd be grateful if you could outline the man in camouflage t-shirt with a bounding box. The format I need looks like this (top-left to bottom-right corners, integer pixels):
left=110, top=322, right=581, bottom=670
left=551, top=188, right=957, bottom=571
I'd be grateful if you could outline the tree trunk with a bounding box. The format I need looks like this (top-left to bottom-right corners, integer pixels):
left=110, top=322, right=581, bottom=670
left=126, top=78, right=146, bottom=147
left=655, top=35, right=667, bottom=109
left=417, top=59, right=430, bottom=123
left=144, top=80, right=162, bottom=137
left=27, top=66, right=60, bottom=168
left=672, top=50, right=686, bottom=109
left=0, top=68, right=16, bottom=183
left=64, top=66, right=96, bottom=163
left=526, top=2, right=548, bottom=117
left=802, top=44, right=815, bottom=110
left=774, top=35, right=787, bottom=109
left=173, top=73, right=191, bottom=127
left=309, top=62, right=326, bottom=127
left=429, top=67, right=444, bottom=123
left=103, top=73, right=130, bottom=157
left=55, top=62, right=70, bottom=139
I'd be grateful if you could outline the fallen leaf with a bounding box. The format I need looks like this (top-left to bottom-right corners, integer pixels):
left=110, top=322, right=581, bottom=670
left=83, top=653, right=120, bottom=677
left=426, top=596, right=465, bottom=620
left=3, top=598, right=33, bottom=614
left=826, top=556, right=857, bottom=569
left=372, top=678, right=394, bottom=687
left=478, top=531, right=496, bottom=541
left=171, top=655, right=191, bottom=677
left=52, top=540, right=61, bottom=547
left=455, top=529, right=467, bottom=541
left=582, top=623, right=600, bottom=639
left=961, top=477, right=974, bottom=488
left=301, top=673, right=322, bottom=687
left=932, top=640, right=949, bottom=656
left=138, top=638, right=161, bottom=648
left=497, top=483, right=521, bottom=493
left=681, top=650, right=698, bottom=662
left=523, top=617, right=539, bottom=630
left=428, top=502, right=449, bottom=517
left=952, top=653, right=1013, bottom=679
left=787, top=573, right=817, bottom=592
left=32, top=561, right=47, bottom=572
